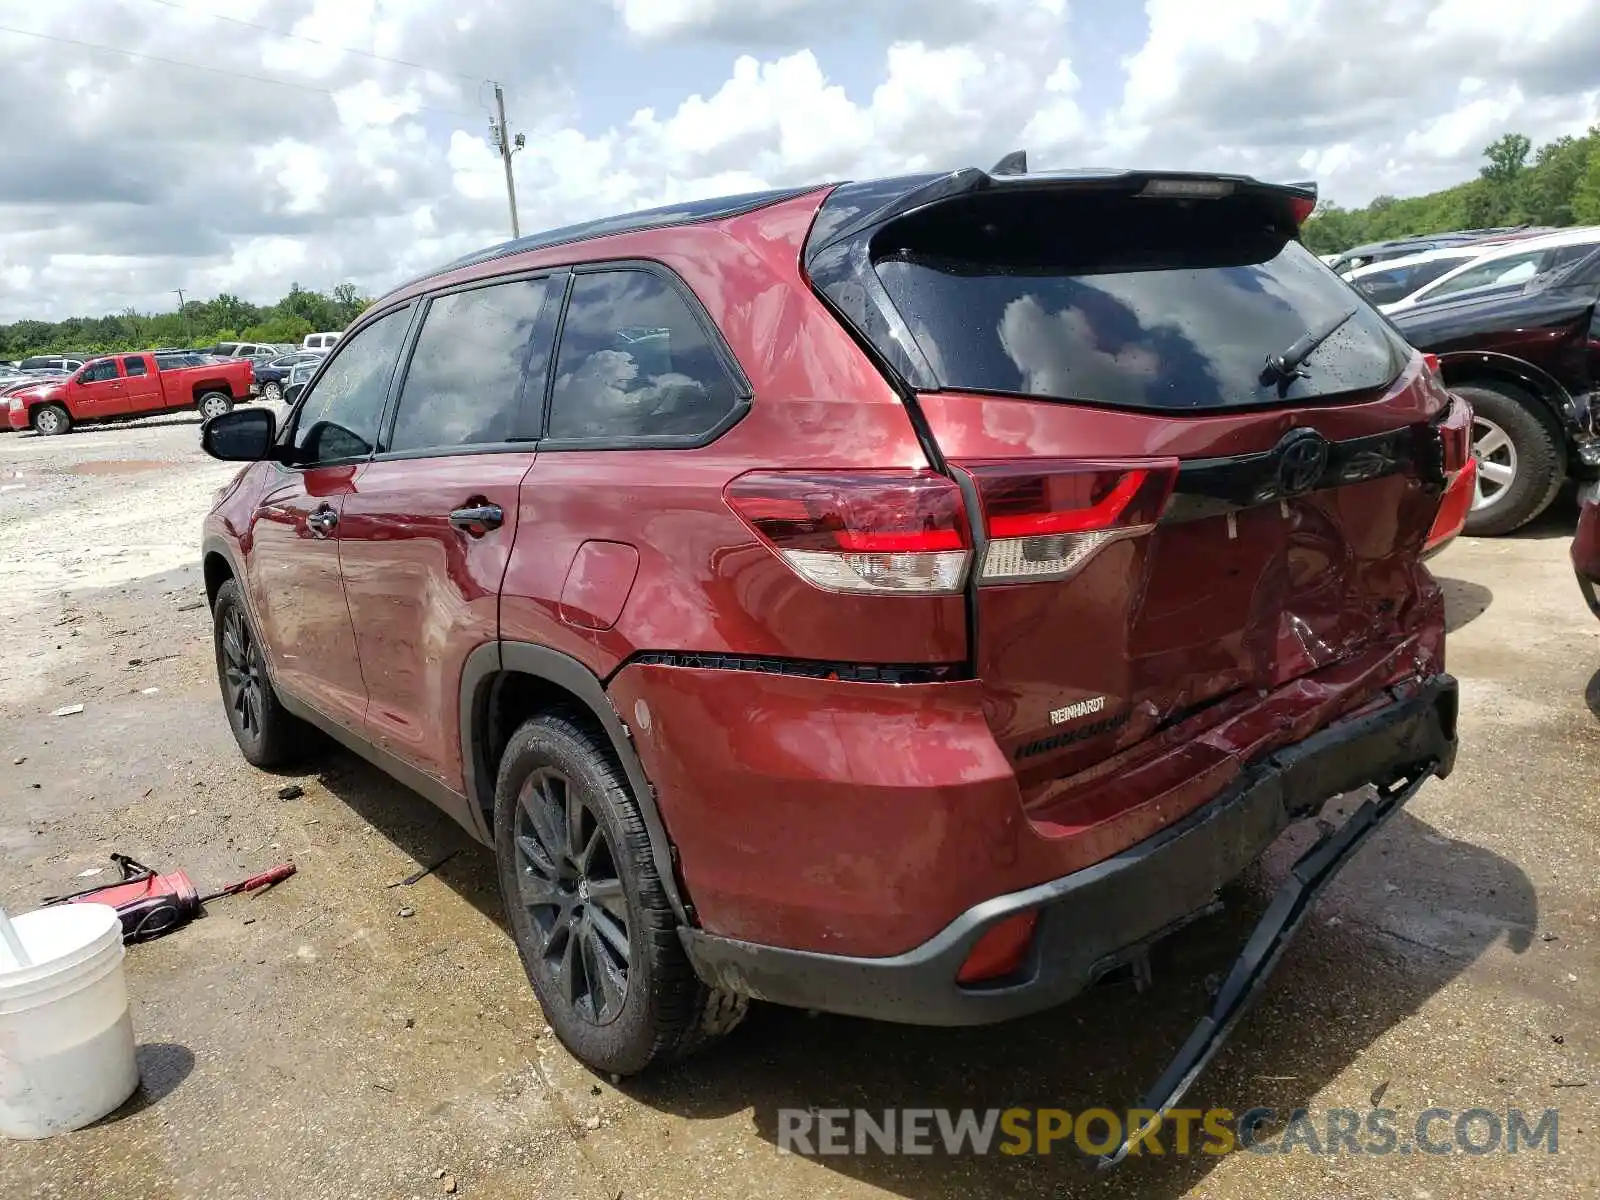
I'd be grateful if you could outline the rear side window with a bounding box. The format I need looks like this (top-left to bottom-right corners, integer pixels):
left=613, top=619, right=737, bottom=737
left=1402, top=255, right=1476, bottom=291
left=123, top=356, right=147, bottom=376
left=871, top=191, right=1410, bottom=412
left=293, top=307, right=410, bottom=464
left=1422, top=249, right=1547, bottom=301
left=1545, top=241, right=1600, bottom=271
left=80, top=361, right=118, bottom=383
left=1353, top=256, right=1473, bottom=304
left=548, top=270, right=738, bottom=441
left=387, top=277, right=552, bottom=453
left=1351, top=268, right=1414, bottom=305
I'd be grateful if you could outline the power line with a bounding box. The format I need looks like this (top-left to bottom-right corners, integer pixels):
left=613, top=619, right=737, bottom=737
left=130, top=0, right=492, bottom=90
left=0, top=21, right=480, bottom=121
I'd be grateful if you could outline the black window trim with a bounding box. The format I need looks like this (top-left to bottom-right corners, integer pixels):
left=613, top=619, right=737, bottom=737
left=536, top=257, right=752, bottom=453
left=275, top=300, right=418, bottom=473
left=367, top=267, right=564, bottom=464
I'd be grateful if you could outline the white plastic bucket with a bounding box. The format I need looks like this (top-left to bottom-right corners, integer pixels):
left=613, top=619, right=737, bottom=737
left=0, top=903, right=139, bottom=1138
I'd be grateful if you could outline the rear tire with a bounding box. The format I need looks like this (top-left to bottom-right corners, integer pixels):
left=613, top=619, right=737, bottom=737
left=32, top=403, right=70, bottom=435
left=198, top=391, right=234, bottom=421
left=1454, top=382, right=1566, bottom=537
left=212, top=578, right=312, bottom=768
left=493, top=712, right=747, bottom=1076
left=262, top=381, right=282, bottom=403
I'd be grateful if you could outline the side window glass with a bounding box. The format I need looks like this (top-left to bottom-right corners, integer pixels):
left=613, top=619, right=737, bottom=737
left=387, top=277, right=551, bottom=453
left=292, top=308, right=410, bottom=465
left=548, top=270, right=737, bottom=441
left=80, top=361, right=118, bottom=383
left=1433, top=252, right=1539, bottom=298
left=123, top=356, right=148, bottom=377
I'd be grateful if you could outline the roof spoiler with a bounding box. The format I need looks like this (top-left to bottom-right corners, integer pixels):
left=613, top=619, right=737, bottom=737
left=991, top=149, right=1028, bottom=176
left=805, top=165, right=1319, bottom=267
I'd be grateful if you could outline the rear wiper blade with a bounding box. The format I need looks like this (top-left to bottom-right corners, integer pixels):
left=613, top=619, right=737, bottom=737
left=1261, top=306, right=1359, bottom=385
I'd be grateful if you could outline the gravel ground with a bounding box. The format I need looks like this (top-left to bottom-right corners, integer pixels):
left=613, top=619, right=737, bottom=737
left=1, top=419, right=1596, bottom=1199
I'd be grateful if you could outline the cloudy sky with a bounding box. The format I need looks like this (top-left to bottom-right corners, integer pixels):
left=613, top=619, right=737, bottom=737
left=2, top=0, right=1598, bottom=322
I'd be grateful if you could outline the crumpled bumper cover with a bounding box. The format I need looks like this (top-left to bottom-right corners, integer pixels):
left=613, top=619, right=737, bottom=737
left=680, top=673, right=1459, bottom=1025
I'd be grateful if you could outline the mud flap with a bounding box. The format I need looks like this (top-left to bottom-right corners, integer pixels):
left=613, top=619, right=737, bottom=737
left=1099, top=767, right=1435, bottom=1168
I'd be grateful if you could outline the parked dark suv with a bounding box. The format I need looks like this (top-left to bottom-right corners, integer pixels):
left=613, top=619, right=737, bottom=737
left=200, top=167, right=1468, bottom=1093
left=1390, top=247, right=1600, bottom=535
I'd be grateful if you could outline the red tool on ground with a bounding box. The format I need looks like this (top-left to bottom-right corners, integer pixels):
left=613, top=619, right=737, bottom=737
left=42, top=854, right=296, bottom=944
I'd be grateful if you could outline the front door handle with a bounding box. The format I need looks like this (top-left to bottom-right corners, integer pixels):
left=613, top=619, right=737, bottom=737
left=306, top=506, right=338, bottom=537
left=449, top=503, right=504, bottom=536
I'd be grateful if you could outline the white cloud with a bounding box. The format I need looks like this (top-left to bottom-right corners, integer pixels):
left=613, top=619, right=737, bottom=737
left=0, top=0, right=1597, bottom=324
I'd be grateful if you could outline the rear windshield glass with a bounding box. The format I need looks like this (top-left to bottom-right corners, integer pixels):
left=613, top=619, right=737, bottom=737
left=872, top=191, right=1410, bottom=411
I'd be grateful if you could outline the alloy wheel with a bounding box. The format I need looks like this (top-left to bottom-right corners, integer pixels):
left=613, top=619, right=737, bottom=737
left=264, top=382, right=282, bottom=402
left=221, top=606, right=264, bottom=741
left=1471, top=415, right=1518, bottom=511
left=201, top=395, right=230, bottom=419
left=514, top=768, right=631, bottom=1025
left=35, top=409, right=60, bottom=434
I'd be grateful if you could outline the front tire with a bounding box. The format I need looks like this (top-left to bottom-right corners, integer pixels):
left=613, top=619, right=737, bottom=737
left=32, top=403, right=70, bottom=435
left=1455, top=382, right=1565, bottom=537
left=198, top=391, right=234, bottom=421
left=212, top=578, right=311, bottom=768
left=493, top=713, right=746, bottom=1076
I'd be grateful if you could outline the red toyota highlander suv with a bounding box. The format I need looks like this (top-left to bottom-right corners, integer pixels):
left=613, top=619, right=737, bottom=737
left=200, top=166, right=1470, bottom=1097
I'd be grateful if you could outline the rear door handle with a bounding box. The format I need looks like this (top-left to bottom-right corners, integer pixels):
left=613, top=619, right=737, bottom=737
left=306, top=506, right=338, bottom=537
left=449, top=503, right=504, bottom=535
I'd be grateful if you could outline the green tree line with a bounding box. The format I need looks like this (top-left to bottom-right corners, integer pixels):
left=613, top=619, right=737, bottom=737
left=1303, top=126, right=1600, bottom=255
left=0, top=282, right=371, bottom=360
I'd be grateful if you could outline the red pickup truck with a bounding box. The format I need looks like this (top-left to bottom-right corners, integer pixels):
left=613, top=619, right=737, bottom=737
left=5, top=352, right=255, bottom=435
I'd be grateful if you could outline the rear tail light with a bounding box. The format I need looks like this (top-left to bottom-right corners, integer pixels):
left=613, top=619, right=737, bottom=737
left=956, top=459, right=1178, bottom=584
left=1425, top=458, right=1476, bottom=554
left=725, top=470, right=971, bottom=595
left=1138, top=178, right=1235, bottom=200
left=1425, top=395, right=1475, bottom=554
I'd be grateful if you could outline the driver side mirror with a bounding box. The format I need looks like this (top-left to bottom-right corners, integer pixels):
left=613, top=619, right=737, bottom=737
left=202, top=406, right=278, bottom=462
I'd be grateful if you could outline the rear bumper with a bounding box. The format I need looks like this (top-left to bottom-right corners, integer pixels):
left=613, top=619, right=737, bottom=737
left=681, top=674, right=1458, bottom=1025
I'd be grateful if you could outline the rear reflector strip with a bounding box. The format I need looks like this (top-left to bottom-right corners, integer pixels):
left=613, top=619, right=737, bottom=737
left=956, top=911, right=1038, bottom=985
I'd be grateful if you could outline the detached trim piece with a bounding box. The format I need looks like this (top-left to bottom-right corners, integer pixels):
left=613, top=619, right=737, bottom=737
left=623, top=651, right=967, bottom=685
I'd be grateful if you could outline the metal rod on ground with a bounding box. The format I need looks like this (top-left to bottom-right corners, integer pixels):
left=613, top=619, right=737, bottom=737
left=0, top=904, right=31, bottom=968
left=494, top=82, right=520, bottom=239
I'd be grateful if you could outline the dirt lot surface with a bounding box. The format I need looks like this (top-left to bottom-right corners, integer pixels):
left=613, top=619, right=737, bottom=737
left=3, top=418, right=1597, bottom=1199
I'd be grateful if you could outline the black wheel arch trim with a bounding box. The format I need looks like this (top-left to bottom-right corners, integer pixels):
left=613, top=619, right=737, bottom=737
left=1437, top=351, right=1580, bottom=432
left=461, top=640, right=691, bottom=923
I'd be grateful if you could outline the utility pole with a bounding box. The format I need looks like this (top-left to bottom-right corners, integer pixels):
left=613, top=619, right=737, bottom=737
left=491, top=83, right=523, bottom=240
left=172, top=289, right=190, bottom=344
